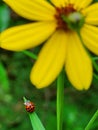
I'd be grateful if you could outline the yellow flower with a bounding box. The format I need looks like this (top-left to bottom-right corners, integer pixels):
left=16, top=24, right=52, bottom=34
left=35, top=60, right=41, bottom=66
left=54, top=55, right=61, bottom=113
left=1, top=0, right=98, bottom=90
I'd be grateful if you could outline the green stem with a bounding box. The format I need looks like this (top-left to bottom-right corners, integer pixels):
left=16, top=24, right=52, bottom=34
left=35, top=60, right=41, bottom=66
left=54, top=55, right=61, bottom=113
left=94, top=73, right=98, bottom=79
left=92, top=58, right=98, bottom=72
left=92, top=57, right=98, bottom=60
left=57, top=71, right=64, bottom=130
left=22, top=50, right=37, bottom=60
left=85, top=109, right=98, bottom=130
left=92, top=56, right=98, bottom=72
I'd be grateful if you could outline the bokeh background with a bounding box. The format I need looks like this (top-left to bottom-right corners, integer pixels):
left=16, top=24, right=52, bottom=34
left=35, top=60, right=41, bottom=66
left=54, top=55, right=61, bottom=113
left=0, top=0, right=98, bottom=130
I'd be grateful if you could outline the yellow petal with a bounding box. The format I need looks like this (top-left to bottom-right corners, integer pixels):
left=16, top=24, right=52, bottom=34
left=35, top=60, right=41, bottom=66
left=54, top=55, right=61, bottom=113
left=65, top=32, right=92, bottom=90
left=82, top=3, right=98, bottom=25
left=1, top=21, right=57, bottom=51
left=51, top=0, right=68, bottom=7
left=30, top=30, right=67, bottom=88
left=81, top=24, right=98, bottom=55
left=3, top=0, right=56, bottom=21
left=69, top=0, right=92, bottom=10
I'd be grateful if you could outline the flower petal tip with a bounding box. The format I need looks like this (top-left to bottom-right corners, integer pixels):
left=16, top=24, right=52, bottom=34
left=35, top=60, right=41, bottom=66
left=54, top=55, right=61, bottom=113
left=30, top=80, right=46, bottom=89
left=30, top=72, right=46, bottom=89
left=73, top=84, right=91, bottom=91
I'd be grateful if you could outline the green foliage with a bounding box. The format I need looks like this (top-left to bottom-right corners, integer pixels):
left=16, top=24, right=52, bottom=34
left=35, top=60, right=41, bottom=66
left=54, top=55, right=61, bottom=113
left=23, top=97, right=45, bottom=130
left=0, top=4, right=10, bottom=31
left=93, top=0, right=98, bottom=2
left=0, top=62, right=10, bottom=92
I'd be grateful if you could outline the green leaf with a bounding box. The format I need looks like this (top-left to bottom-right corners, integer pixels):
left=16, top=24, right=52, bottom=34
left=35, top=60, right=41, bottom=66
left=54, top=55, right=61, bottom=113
left=29, top=112, right=45, bottom=130
left=92, top=57, right=98, bottom=72
left=22, top=50, right=37, bottom=60
left=85, top=110, right=98, bottom=130
left=93, top=0, right=98, bottom=2
left=0, top=4, right=10, bottom=31
left=0, top=62, right=10, bottom=92
left=94, top=73, right=98, bottom=80
left=23, top=97, right=45, bottom=130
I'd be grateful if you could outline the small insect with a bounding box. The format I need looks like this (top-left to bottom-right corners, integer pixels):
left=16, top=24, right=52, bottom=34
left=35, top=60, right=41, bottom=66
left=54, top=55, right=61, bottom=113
left=24, top=100, right=35, bottom=113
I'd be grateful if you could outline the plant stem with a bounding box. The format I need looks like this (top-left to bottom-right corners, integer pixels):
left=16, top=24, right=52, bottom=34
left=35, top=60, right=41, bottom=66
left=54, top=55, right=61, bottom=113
left=85, top=109, right=98, bottom=130
left=22, top=50, right=37, bottom=60
left=57, top=71, right=64, bottom=130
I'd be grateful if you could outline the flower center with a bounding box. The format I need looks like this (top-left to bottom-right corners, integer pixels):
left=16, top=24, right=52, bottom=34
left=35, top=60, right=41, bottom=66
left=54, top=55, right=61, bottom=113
left=55, top=4, right=85, bottom=32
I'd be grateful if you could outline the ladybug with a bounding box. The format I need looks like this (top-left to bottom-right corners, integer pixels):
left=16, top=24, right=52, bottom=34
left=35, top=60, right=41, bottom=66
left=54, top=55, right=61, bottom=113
left=24, top=100, right=35, bottom=113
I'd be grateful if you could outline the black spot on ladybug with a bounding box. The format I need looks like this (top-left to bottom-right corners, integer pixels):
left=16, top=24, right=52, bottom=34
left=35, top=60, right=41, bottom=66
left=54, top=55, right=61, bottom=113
left=24, top=100, right=35, bottom=113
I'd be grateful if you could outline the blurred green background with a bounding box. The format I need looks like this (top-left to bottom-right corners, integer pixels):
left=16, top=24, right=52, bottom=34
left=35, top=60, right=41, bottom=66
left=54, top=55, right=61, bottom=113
left=0, top=0, right=98, bottom=130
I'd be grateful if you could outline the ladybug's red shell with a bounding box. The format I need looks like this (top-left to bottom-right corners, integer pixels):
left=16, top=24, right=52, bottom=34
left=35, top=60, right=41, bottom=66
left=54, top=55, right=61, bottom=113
left=24, top=100, right=35, bottom=113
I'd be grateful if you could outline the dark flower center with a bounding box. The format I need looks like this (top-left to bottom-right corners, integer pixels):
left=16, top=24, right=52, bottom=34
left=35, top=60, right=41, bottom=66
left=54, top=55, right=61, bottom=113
left=54, top=4, right=84, bottom=31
